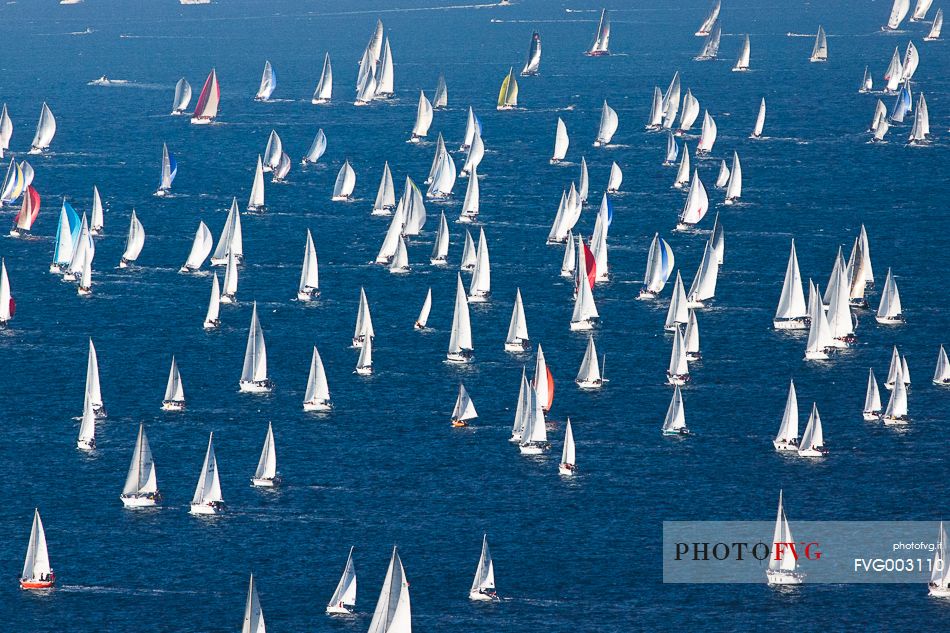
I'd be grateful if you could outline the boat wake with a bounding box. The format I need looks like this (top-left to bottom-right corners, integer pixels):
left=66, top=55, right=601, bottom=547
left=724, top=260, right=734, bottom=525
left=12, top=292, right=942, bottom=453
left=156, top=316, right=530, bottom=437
left=58, top=584, right=208, bottom=596
left=69, top=28, right=94, bottom=36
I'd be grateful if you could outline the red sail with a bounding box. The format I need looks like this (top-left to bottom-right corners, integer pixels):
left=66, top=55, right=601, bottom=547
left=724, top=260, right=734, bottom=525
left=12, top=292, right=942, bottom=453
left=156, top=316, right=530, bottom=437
left=193, top=69, right=219, bottom=118
left=583, top=243, right=597, bottom=289
left=8, top=297, right=15, bottom=318
left=27, top=186, right=40, bottom=224
left=545, top=366, right=554, bottom=411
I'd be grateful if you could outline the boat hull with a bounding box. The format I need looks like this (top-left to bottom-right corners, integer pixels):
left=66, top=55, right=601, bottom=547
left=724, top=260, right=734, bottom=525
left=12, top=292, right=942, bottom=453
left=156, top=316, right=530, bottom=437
left=326, top=605, right=354, bottom=615
left=468, top=292, right=490, bottom=303
left=203, top=319, right=220, bottom=330
left=162, top=400, right=185, bottom=412
left=120, top=494, right=159, bottom=508
left=798, top=447, right=826, bottom=458
left=303, top=399, right=332, bottom=412
left=666, top=372, right=690, bottom=386
left=804, top=349, right=831, bottom=360
left=505, top=340, right=530, bottom=353
left=773, top=440, right=799, bottom=452
left=929, top=584, right=950, bottom=597
left=766, top=570, right=804, bottom=585
left=570, top=319, right=594, bottom=332
left=559, top=464, right=576, bottom=476
left=663, top=429, right=690, bottom=436
left=77, top=438, right=95, bottom=451
left=774, top=318, right=808, bottom=330
left=862, top=411, right=881, bottom=421
left=519, top=444, right=547, bottom=455
left=875, top=315, right=904, bottom=325
left=446, top=352, right=474, bottom=364
left=251, top=477, right=279, bottom=488
left=469, top=590, right=499, bottom=602
left=355, top=365, right=373, bottom=376
left=331, top=195, right=351, bottom=202
left=882, top=415, right=909, bottom=426
left=20, top=578, right=55, bottom=590
left=576, top=379, right=602, bottom=390
left=77, top=286, right=92, bottom=296
left=189, top=502, right=222, bottom=515
left=239, top=380, right=273, bottom=394
left=190, top=117, right=214, bottom=125
left=297, top=289, right=319, bottom=301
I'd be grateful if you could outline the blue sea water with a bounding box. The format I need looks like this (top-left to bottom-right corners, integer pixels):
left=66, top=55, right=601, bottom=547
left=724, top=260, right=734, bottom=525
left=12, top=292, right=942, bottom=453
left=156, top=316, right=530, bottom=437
left=1, top=0, right=949, bottom=630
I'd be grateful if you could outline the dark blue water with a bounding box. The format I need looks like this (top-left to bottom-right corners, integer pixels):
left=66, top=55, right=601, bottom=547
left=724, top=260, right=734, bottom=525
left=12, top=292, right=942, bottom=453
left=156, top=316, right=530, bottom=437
left=2, top=0, right=949, bottom=630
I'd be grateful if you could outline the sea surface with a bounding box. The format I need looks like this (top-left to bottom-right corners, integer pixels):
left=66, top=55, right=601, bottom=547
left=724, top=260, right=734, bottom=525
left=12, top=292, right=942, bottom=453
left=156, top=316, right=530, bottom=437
left=1, top=0, right=949, bottom=631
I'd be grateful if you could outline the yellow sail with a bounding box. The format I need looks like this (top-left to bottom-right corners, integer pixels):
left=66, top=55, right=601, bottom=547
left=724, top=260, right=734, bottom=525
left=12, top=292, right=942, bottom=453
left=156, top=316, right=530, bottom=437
left=497, top=68, right=518, bottom=109
left=497, top=73, right=510, bottom=108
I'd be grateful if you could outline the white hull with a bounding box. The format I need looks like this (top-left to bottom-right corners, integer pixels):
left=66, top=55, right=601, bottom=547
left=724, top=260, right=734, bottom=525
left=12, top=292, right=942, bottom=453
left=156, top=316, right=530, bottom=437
left=220, top=294, right=235, bottom=304
left=875, top=315, right=904, bottom=325
left=637, top=289, right=658, bottom=300
left=331, top=195, right=352, bottom=202
left=559, top=464, right=576, bottom=476
left=239, top=380, right=273, bottom=394
left=189, top=502, right=222, bottom=515
left=251, top=477, right=278, bottom=488
left=77, top=438, right=95, bottom=451
left=77, top=286, right=92, bottom=296
left=519, top=444, right=546, bottom=455
left=882, top=415, right=909, bottom=426
left=355, top=365, right=373, bottom=376
left=311, top=98, right=330, bottom=105
left=773, top=440, right=799, bottom=452
left=505, top=341, right=530, bottom=353
left=934, top=379, right=950, bottom=386
left=190, top=117, right=214, bottom=125
left=576, top=379, right=603, bottom=390
left=179, top=266, right=199, bottom=274
left=303, top=400, right=332, bottom=412
left=120, top=494, right=159, bottom=508
left=154, top=189, right=168, bottom=198
left=326, top=605, right=355, bottom=615
left=389, top=266, right=410, bottom=274
left=798, top=448, right=826, bottom=458
left=162, top=400, right=185, bottom=412
left=430, top=257, right=448, bottom=266
left=468, top=590, right=498, bottom=602
left=570, top=319, right=594, bottom=331
left=666, top=372, right=689, bottom=386
left=468, top=292, right=489, bottom=303
left=929, top=584, right=950, bottom=597
left=766, top=570, right=804, bottom=585
left=297, top=289, right=319, bottom=301
left=446, top=352, right=474, bottom=364
left=804, top=350, right=831, bottom=360
left=203, top=319, right=220, bottom=330
left=49, top=263, right=63, bottom=273
left=862, top=411, right=881, bottom=421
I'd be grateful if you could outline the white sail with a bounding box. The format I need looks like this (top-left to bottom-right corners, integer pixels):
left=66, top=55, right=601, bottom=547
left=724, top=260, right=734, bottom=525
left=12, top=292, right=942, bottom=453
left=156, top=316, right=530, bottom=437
left=374, top=37, right=394, bottom=99
left=883, top=366, right=909, bottom=423
left=497, top=67, right=518, bottom=110
left=469, top=535, right=496, bottom=599
left=901, top=41, right=919, bottom=81
left=876, top=267, right=903, bottom=322
left=0, top=259, right=11, bottom=323
left=355, top=46, right=378, bottom=105
left=594, top=101, right=618, bottom=146
left=460, top=107, right=480, bottom=150
left=190, top=432, right=223, bottom=509
left=77, top=392, right=96, bottom=449
left=686, top=241, right=719, bottom=306
left=181, top=221, right=212, bottom=272
left=21, top=509, right=53, bottom=585
left=427, top=149, right=456, bottom=199
left=774, top=380, right=800, bottom=448
left=930, top=522, right=950, bottom=593
left=253, top=422, right=278, bottom=483
left=521, top=31, right=542, bottom=75
left=30, top=102, right=56, bottom=152
left=588, top=8, right=611, bottom=54
left=510, top=369, right=529, bottom=441
left=222, top=250, right=239, bottom=302
left=191, top=68, right=220, bottom=123
left=0, top=104, right=13, bottom=150
left=810, top=26, right=828, bottom=62
left=410, top=92, right=433, bottom=140
left=241, top=574, right=266, bottom=633
left=520, top=385, right=548, bottom=450
left=860, top=66, right=874, bottom=93
left=774, top=240, right=808, bottom=325
left=885, top=48, right=904, bottom=93
left=646, top=86, right=664, bottom=128
left=355, top=335, right=373, bottom=374
left=373, top=162, right=396, bottom=214
left=468, top=228, right=491, bottom=301
left=204, top=273, right=221, bottom=329
left=332, top=161, right=356, bottom=200
left=122, top=424, right=158, bottom=497
left=798, top=403, right=825, bottom=456
left=673, top=142, right=690, bottom=186
left=696, top=0, right=721, bottom=35
left=576, top=336, right=602, bottom=386
left=430, top=212, right=450, bottom=264
left=666, top=271, right=689, bottom=330
left=240, top=302, right=270, bottom=388
left=864, top=368, right=883, bottom=418
left=163, top=356, right=185, bottom=404
left=724, top=151, right=742, bottom=203
left=211, top=198, right=244, bottom=265
left=695, top=21, right=721, bottom=60
left=715, top=160, right=730, bottom=188
left=591, top=194, right=610, bottom=281
left=157, top=143, right=176, bottom=194
left=248, top=156, right=265, bottom=210
left=120, top=210, right=145, bottom=265
left=751, top=98, right=766, bottom=138
left=532, top=344, right=552, bottom=413
left=934, top=345, right=950, bottom=384
left=570, top=237, right=599, bottom=330
left=908, top=93, right=930, bottom=143
left=662, top=385, right=687, bottom=433
left=560, top=230, right=576, bottom=278
left=367, top=547, right=411, bottom=633
left=912, top=0, right=933, bottom=20
left=402, top=178, right=427, bottom=235
left=353, top=287, right=375, bottom=347
left=427, top=134, right=446, bottom=184
left=433, top=73, right=447, bottom=109
left=607, top=162, right=623, bottom=192
left=804, top=281, right=835, bottom=359
left=303, top=346, right=332, bottom=410
left=578, top=158, right=589, bottom=203
left=551, top=118, right=569, bottom=163
left=85, top=338, right=105, bottom=415
left=768, top=491, right=801, bottom=577
left=459, top=167, right=480, bottom=222
left=298, top=229, right=319, bottom=299
left=312, top=53, right=333, bottom=103
left=389, top=235, right=410, bottom=274
left=303, top=129, right=327, bottom=164
left=678, top=90, right=700, bottom=133
left=696, top=111, right=717, bottom=154
left=505, top=288, right=529, bottom=350
left=677, top=170, right=708, bottom=229
left=255, top=60, right=277, bottom=101
left=733, top=34, right=751, bottom=70
left=327, top=547, right=357, bottom=613
left=415, top=289, right=432, bottom=329
left=460, top=230, right=477, bottom=271
left=452, top=383, right=478, bottom=422
left=925, top=8, right=943, bottom=39
left=886, top=0, right=911, bottom=29
left=461, top=131, right=484, bottom=177
left=661, top=71, right=681, bottom=129
left=642, top=233, right=675, bottom=296
left=710, top=213, right=724, bottom=265
left=448, top=274, right=473, bottom=361
left=263, top=130, right=283, bottom=172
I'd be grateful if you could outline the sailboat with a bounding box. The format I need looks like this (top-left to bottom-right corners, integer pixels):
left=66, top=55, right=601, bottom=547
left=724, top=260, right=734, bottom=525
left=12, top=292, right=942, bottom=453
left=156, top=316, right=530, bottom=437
left=247, top=156, right=266, bottom=212
left=241, top=574, right=266, bottom=633
left=172, top=77, right=192, bottom=114
left=331, top=160, right=356, bottom=201
left=593, top=101, right=618, bottom=147
left=675, top=170, right=708, bottom=231
left=804, top=281, right=835, bottom=359
left=576, top=336, right=605, bottom=389
left=312, top=53, right=333, bottom=104
left=63, top=213, right=93, bottom=282
left=681, top=309, right=701, bottom=361
left=301, top=346, right=333, bottom=412
left=590, top=195, right=611, bottom=282
left=646, top=86, right=664, bottom=130
left=239, top=302, right=273, bottom=393
left=638, top=233, right=675, bottom=299
left=766, top=491, right=804, bottom=584
left=433, top=73, right=448, bottom=109
left=501, top=288, right=531, bottom=352
left=519, top=385, right=549, bottom=454
left=118, top=210, right=145, bottom=268
left=696, top=0, right=720, bottom=35
left=774, top=241, right=808, bottom=329
left=460, top=107, right=481, bottom=151
left=29, top=102, right=56, bottom=154
left=676, top=90, right=701, bottom=135
left=586, top=8, right=611, bottom=56
left=19, top=509, right=55, bottom=589
left=884, top=0, right=911, bottom=30
left=180, top=221, right=213, bottom=273
left=120, top=424, right=161, bottom=508
left=666, top=271, right=689, bottom=330
left=273, top=153, right=291, bottom=184
left=532, top=344, right=555, bottom=414
left=710, top=213, right=724, bottom=265
left=875, top=268, right=904, bottom=324
left=695, top=21, right=721, bottom=60
left=460, top=229, right=477, bottom=271
left=696, top=111, right=717, bottom=155
left=251, top=422, right=280, bottom=487
left=773, top=380, right=800, bottom=451
left=859, top=66, right=873, bottom=93
left=924, top=8, right=943, bottom=40
left=154, top=143, right=176, bottom=197
left=934, top=346, right=950, bottom=385
left=427, top=149, right=457, bottom=199
left=559, top=419, right=577, bottom=475
left=884, top=48, right=904, bottom=94
left=723, top=151, right=742, bottom=205
left=262, top=130, right=283, bottom=172
left=469, top=535, right=498, bottom=600
left=912, top=0, right=934, bottom=20
left=191, top=68, right=220, bottom=124
left=409, top=92, right=433, bottom=143
left=0, top=259, right=13, bottom=327
left=686, top=241, right=718, bottom=307
left=326, top=547, right=357, bottom=614
left=665, top=135, right=681, bottom=169
left=414, top=289, right=432, bottom=330
left=928, top=522, right=950, bottom=596
left=77, top=391, right=96, bottom=450
left=863, top=368, right=883, bottom=420
left=0, top=159, right=25, bottom=207
left=750, top=98, right=766, bottom=139
left=667, top=326, right=690, bottom=385
left=810, top=26, right=828, bottom=62
left=210, top=198, right=243, bottom=266
left=373, top=37, right=394, bottom=100
left=797, top=403, right=827, bottom=457
left=560, top=235, right=575, bottom=277
left=448, top=274, right=474, bottom=363
left=254, top=60, right=277, bottom=101
left=297, top=230, right=319, bottom=301
left=352, top=287, right=375, bottom=348
left=76, top=248, right=93, bottom=296
left=661, top=72, right=681, bottom=130
left=460, top=130, right=484, bottom=178
left=367, top=547, right=411, bottom=633
left=0, top=104, right=10, bottom=155
left=551, top=118, right=569, bottom=164
left=451, top=383, right=478, bottom=427
left=607, top=162, right=623, bottom=192
left=882, top=366, right=910, bottom=425
left=733, top=34, right=751, bottom=71
left=662, top=385, right=689, bottom=435
left=389, top=236, right=410, bottom=274
left=189, top=432, right=224, bottom=515
left=908, top=93, right=931, bottom=145
left=204, top=273, right=221, bottom=329
left=509, top=369, right=529, bottom=443
left=220, top=251, right=239, bottom=304
left=497, top=68, right=518, bottom=110
left=302, top=129, right=327, bottom=165
left=354, top=45, right=378, bottom=106
left=10, top=185, right=40, bottom=237
left=714, top=160, right=730, bottom=188
left=468, top=227, right=491, bottom=302
left=885, top=346, right=912, bottom=390
left=161, top=356, right=185, bottom=411
left=85, top=339, right=107, bottom=417
left=889, top=81, right=912, bottom=123
left=570, top=237, right=599, bottom=331
left=428, top=213, right=450, bottom=266
left=521, top=31, right=542, bottom=75
left=355, top=334, right=373, bottom=376
left=372, top=162, right=396, bottom=216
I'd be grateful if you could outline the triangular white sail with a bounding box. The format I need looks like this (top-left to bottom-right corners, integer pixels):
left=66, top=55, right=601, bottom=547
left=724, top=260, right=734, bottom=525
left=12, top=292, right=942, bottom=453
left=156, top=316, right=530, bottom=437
left=410, top=91, right=433, bottom=141
left=172, top=78, right=192, bottom=115
left=863, top=368, right=883, bottom=419
left=696, top=0, right=721, bottom=35
left=255, top=60, right=277, bottom=101
left=587, top=8, right=611, bottom=55
left=373, top=162, right=396, bottom=215
left=121, top=424, right=159, bottom=503
left=876, top=268, right=903, bottom=323
left=30, top=102, right=56, bottom=153
left=607, top=162, right=623, bottom=192
left=367, top=547, right=411, bottom=633
left=239, top=302, right=271, bottom=392
left=686, top=241, right=718, bottom=306
left=204, top=273, right=221, bottom=329
left=433, top=73, right=447, bottom=109
left=665, top=271, right=689, bottom=330
left=773, top=380, right=800, bottom=450
left=925, top=8, right=943, bottom=40
left=695, top=21, right=721, bottom=60
left=119, top=210, right=145, bottom=266
left=724, top=151, right=742, bottom=204
left=190, top=432, right=224, bottom=513
left=751, top=98, right=766, bottom=138
left=886, top=0, right=911, bottom=29
left=676, top=170, right=708, bottom=230
left=662, top=385, right=687, bottom=434
left=331, top=160, right=356, bottom=201
left=468, top=228, right=491, bottom=301
left=20, top=509, right=54, bottom=587
left=797, top=403, right=826, bottom=456
left=733, top=34, right=751, bottom=71
left=452, top=383, right=478, bottom=423
left=162, top=356, right=185, bottom=408
left=593, top=101, right=618, bottom=146
left=521, top=31, right=542, bottom=75
left=551, top=118, right=569, bottom=163
left=303, top=129, right=327, bottom=164
left=241, top=574, right=266, bottom=633
left=774, top=240, right=808, bottom=329
left=640, top=233, right=675, bottom=297
left=312, top=52, right=333, bottom=104
left=262, top=130, right=283, bottom=172
left=469, top=535, right=496, bottom=600
left=327, top=547, right=357, bottom=614
left=505, top=288, right=530, bottom=351
left=252, top=422, right=279, bottom=485
left=431, top=212, right=450, bottom=264
left=211, top=198, right=244, bottom=265
left=415, top=289, right=432, bottom=330
left=448, top=274, right=474, bottom=362
left=298, top=230, right=319, bottom=300
left=191, top=69, right=220, bottom=124
left=303, top=346, right=332, bottom=411
left=810, top=26, right=828, bottom=62
left=560, top=418, right=577, bottom=474
left=576, top=336, right=602, bottom=387
left=248, top=156, right=265, bottom=211
left=353, top=287, right=375, bottom=347
left=934, top=345, right=950, bottom=385
left=696, top=111, right=717, bottom=154
left=180, top=221, right=212, bottom=272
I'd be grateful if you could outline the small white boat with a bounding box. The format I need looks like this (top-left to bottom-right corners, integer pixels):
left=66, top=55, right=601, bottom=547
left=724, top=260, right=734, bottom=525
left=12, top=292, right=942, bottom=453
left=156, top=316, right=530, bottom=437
left=161, top=356, right=185, bottom=411
left=885, top=346, right=912, bottom=390
left=460, top=132, right=484, bottom=178
left=255, top=60, right=277, bottom=101
left=723, top=151, right=742, bottom=204
left=469, top=534, right=498, bottom=601
left=797, top=403, right=827, bottom=457
left=77, top=392, right=96, bottom=451
left=171, top=77, right=192, bottom=115
left=220, top=250, right=239, bottom=304
left=120, top=424, right=161, bottom=508
left=859, top=66, right=873, bottom=93
left=451, top=383, right=478, bottom=428
left=933, top=345, right=950, bottom=385
left=239, top=302, right=273, bottom=393
left=331, top=160, right=356, bottom=201
left=676, top=90, right=700, bottom=135
left=810, top=26, right=828, bottom=62
left=88, top=185, right=104, bottom=235
left=710, top=213, right=724, bottom=265
left=504, top=288, right=530, bottom=352
left=804, top=281, right=835, bottom=360
left=510, top=368, right=529, bottom=443
left=638, top=233, right=674, bottom=299
left=570, top=236, right=599, bottom=331
left=928, top=521, right=950, bottom=597
left=389, top=235, right=411, bottom=274
left=447, top=274, right=474, bottom=363
left=559, top=418, right=577, bottom=475
left=497, top=68, right=518, bottom=110
left=10, top=185, right=40, bottom=238
left=414, top=288, right=432, bottom=330
left=19, top=509, right=55, bottom=589
left=884, top=0, right=911, bottom=30
left=427, top=148, right=457, bottom=199
left=684, top=309, right=701, bottom=361
left=696, top=111, right=717, bottom=155
left=665, top=271, right=689, bottom=331
left=372, top=162, right=396, bottom=216
left=189, top=432, right=224, bottom=515
left=433, top=73, right=447, bottom=109
left=675, top=170, right=708, bottom=231
left=190, top=69, right=220, bottom=124
left=533, top=344, right=554, bottom=414
left=882, top=366, right=910, bottom=425
left=251, top=422, right=281, bottom=487
left=662, top=385, right=689, bottom=435
left=646, top=86, right=664, bottom=129
left=908, top=93, right=931, bottom=145
left=431, top=212, right=450, bottom=265
left=210, top=198, right=243, bottom=266
left=272, top=152, right=291, bottom=183
left=352, top=287, right=375, bottom=348
left=590, top=195, right=610, bottom=282
left=766, top=491, right=804, bottom=584
left=312, top=52, right=332, bottom=104
left=875, top=267, right=904, bottom=324
left=593, top=100, right=618, bottom=147
left=686, top=241, right=718, bottom=308
left=326, top=547, right=357, bottom=615
left=460, top=229, right=477, bottom=271
left=519, top=385, right=549, bottom=455
left=373, top=37, right=394, bottom=99
left=751, top=98, right=766, bottom=139
left=460, top=107, right=481, bottom=151
left=673, top=144, right=690, bottom=186
left=863, top=368, right=883, bottom=420
left=924, top=8, right=943, bottom=40
left=773, top=380, right=800, bottom=451
left=560, top=230, right=576, bottom=278
left=551, top=117, right=569, bottom=163
left=367, top=547, right=411, bottom=632
left=575, top=336, right=605, bottom=389
left=732, top=34, right=750, bottom=71
left=666, top=327, right=690, bottom=386
left=154, top=143, right=176, bottom=197
left=118, top=210, right=145, bottom=268
left=203, top=273, right=221, bottom=330
left=912, top=0, right=934, bottom=21
left=85, top=338, right=107, bottom=417
left=0, top=259, right=13, bottom=327
left=714, top=160, right=730, bottom=189
left=76, top=249, right=93, bottom=296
